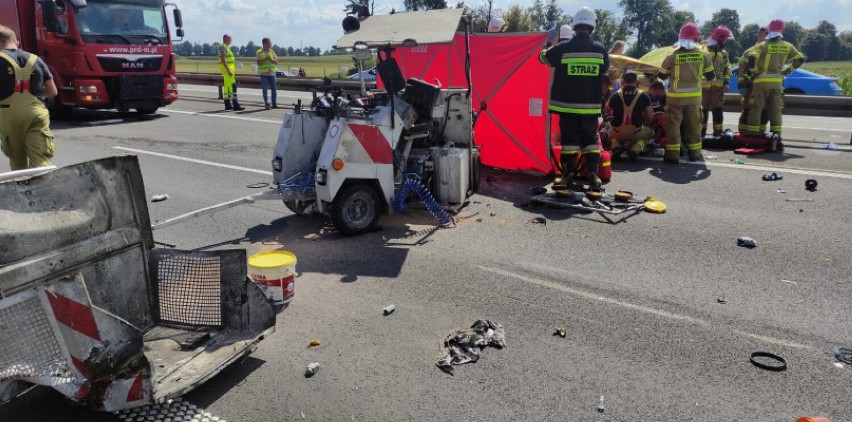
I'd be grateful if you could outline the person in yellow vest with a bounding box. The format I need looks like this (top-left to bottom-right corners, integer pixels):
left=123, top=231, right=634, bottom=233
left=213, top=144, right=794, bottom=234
left=604, top=71, right=654, bottom=161
left=737, top=26, right=769, bottom=134
left=218, top=34, right=244, bottom=111
left=701, top=26, right=732, bottom=137
left=657, top=22, right=715, bottom=163
left=256, top=37, right=278, bottom=110
left=743, top=19, right=804, bottom=140
left=0, top=25, right=57, bottom=170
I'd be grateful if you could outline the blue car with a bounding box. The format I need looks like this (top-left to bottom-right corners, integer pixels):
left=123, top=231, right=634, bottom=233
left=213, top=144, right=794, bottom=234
left=729, top=68, right=843, bottom=96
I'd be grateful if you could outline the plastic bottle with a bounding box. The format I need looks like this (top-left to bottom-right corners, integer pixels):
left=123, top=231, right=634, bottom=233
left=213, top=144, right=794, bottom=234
left=597, top=395, right=605, bottom=412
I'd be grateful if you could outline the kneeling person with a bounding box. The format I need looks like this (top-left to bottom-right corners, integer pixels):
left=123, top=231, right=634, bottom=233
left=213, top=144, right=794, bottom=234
left=605, top=71, right=654, bottom=161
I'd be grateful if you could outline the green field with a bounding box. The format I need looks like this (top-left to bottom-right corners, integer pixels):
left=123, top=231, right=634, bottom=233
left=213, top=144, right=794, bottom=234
left=800, top=61, right=852, bottom=96
left=177, top=56, right=359, bottom=79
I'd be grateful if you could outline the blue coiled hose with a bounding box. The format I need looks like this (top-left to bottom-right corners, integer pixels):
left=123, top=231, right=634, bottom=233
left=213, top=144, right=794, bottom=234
left=393, top=177, right=453, bottom=227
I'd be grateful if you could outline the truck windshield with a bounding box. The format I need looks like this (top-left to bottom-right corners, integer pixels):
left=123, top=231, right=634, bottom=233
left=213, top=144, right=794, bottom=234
left=75, top=0, right=168, bottom=45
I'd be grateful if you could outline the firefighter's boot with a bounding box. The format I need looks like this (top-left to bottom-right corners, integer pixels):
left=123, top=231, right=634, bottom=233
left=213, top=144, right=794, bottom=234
left=584, top=152, right=602, bottom=192
left=555, top=152, right=579, bottom=191
left=663, top=149, right=680, bottom=164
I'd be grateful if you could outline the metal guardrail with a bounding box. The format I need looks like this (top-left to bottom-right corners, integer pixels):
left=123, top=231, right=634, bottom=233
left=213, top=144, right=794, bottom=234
left=177, top=73, right=850, bottom=117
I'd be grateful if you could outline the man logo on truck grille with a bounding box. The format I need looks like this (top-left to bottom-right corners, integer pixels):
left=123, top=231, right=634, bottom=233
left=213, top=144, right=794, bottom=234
left=122, top=62, right=145, bottom=69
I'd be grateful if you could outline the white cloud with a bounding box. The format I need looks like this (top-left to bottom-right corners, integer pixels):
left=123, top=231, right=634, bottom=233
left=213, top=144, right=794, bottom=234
left=177, top=0, right=851, bottom=50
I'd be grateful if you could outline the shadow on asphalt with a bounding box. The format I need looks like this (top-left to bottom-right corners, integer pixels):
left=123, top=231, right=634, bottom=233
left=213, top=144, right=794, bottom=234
left=51, top=108, right=167, bottom=128
left=181, top=356, right=267, bottom=409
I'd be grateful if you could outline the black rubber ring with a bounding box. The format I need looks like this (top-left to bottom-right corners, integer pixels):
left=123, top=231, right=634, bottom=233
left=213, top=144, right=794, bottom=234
left=750, top=351, right=787, bottom=371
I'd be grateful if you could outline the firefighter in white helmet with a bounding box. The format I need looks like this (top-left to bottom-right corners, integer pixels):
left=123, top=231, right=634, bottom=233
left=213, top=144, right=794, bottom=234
left=539, top=7, right=609, bottom=191
left=487, top=17, right=506, bottom=32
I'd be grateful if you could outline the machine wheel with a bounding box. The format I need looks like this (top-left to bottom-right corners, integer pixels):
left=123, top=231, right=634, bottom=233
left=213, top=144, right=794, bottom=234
left=330, top=183, right=380, bottom=236
left=136, top=107, right=159, bottom=115
left=470, top=147, right=481, bottom=193
left=284, top=200, right=310, bottom=215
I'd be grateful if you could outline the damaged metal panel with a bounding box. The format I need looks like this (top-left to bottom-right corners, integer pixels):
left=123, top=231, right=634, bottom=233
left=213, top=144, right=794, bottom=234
left=1, top=157, right=275, bottom=412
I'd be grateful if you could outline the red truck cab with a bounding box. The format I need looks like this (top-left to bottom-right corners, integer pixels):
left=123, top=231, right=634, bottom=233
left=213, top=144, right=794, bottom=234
left=0, top=0, right=184, bottom=115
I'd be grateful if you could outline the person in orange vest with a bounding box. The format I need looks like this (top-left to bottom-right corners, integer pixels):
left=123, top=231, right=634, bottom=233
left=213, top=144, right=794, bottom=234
left=742, top=19, right=805, bottom=143
left=701, top=26, right=733, bottom=137
left=604, top=71, right=655, bottom=161
left=657, top=22, right=715, bottom=163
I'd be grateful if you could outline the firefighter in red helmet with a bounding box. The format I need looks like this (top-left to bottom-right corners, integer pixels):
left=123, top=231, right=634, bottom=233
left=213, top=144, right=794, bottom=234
left=701, top=26, right=733, bottom=137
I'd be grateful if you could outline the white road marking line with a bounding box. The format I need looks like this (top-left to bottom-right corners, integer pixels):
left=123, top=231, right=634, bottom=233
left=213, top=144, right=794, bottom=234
left=476, top=265, right=708, bottom=326
left=161, top=108, right=281, bottom=124
left=478, top=265, right=815, bottom=351
left=638, top=156, right=852, bottom=180
left=784, top=126, right=851, bottom=132
left=113, top=146, right=271, bottom=175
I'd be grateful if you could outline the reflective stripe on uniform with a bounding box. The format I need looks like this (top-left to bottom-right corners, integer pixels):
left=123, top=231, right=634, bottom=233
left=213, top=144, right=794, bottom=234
left=549, top=105, right=601, bottom=114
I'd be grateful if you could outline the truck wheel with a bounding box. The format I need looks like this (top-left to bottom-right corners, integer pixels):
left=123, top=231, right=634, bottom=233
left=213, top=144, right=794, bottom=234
left=47, top=98, right=72, bottom=120
left=284, top=200, right=310, bottom=215
left=136, top=107, right=159, bottom=115
left=331, top=183, right=380, bottom=236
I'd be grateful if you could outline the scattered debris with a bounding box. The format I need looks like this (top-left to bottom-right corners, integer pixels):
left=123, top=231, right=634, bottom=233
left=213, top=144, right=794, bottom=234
left=833, top=346, right=852, bottom=364
left=762, top=172, right=783, bottom=181
left=597, top=395, right=605, bottom=413
left=786, top=198, right=815, bottom=202
left=301, top=411, right=306, bottom=419
left=776, top=188, right=786, bottom=193
left=490, top=212, right=496, bottom=217
left=717, top=297, right=727, bottom=304
left=476, top=218, right=483, bottom=222
left=730, top=158, right=745, bottom=164
left=307, top=339, right=321, bottom=348
left=749, top=351, right=787, bottom=371
left=822, top=142, right=838, bottom=150
left=529, top=217, right=546, bottom=225
left=553, top=327, right=566, bottom=338
left=805, top=179, right=818, bottom=191
left=736, top=236, right=757, bottom=248
left=437, top=320, right=506, bottom=375
left=305, top=362, right=320, bottom=378
left=151, top=194, right=169, bottom=202
left=383, top=305, right=396, bottom=315
left=115, top=398, right=225, bottom=422
left=478, top=379, right=487, bottom=384
left=705, top=155, right=718, bottom=160
left=834, top=362, right=845, bottom=369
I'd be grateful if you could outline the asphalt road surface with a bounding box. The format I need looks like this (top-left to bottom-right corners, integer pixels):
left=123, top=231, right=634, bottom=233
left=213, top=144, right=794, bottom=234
left=2, top=86, right=852, bottom=421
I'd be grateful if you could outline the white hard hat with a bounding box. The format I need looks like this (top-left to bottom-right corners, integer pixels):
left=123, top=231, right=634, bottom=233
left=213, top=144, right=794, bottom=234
left=559, top=25, right=574, bottom=40
left=487, top=17, right=505, bottom=32
left=573, top=7, right=596, bottom=31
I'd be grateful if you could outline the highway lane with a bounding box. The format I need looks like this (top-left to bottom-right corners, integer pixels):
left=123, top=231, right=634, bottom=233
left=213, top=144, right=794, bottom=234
left=1, top=94, right=852, bottom=421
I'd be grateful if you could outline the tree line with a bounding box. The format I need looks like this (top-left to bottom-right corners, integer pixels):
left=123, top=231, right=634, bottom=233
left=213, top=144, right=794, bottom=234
left=405, top=0, right=852, bottom=61
left=172, top=41, right=342, bottom=58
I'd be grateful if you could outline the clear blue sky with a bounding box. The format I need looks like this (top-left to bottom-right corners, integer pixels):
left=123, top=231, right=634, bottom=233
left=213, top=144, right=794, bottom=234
left=179, top=0, right=850, bottom=50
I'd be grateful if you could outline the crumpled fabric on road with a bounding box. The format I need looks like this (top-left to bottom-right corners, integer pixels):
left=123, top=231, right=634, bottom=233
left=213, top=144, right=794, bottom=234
left=437, top=320, right=506, bottom=375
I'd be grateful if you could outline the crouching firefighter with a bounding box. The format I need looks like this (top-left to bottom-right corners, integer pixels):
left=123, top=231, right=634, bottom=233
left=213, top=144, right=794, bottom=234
left=605, top=71, right=655, bottom=161
left=539, top=7, right=609, bottom=191
left=742, top=19, right=804, bottom=148
left=0, top=25, right=57, bottom=170
left=658, top=22, right=714, bottom=163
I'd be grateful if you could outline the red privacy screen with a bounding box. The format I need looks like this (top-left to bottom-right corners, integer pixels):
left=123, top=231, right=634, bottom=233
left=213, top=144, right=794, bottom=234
left=387, top=32, right=557, bottom=174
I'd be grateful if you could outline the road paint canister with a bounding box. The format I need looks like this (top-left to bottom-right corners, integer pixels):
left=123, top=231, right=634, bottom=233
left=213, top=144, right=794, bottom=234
left=248, top=251, right=297, bottom=304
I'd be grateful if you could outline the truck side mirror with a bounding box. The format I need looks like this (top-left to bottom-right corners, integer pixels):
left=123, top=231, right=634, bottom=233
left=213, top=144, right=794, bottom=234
left=176, top=28, right=185, bottom=38
left=173, top=9, right=184, bottom=28
left=42, top=0, right=61, bottom=33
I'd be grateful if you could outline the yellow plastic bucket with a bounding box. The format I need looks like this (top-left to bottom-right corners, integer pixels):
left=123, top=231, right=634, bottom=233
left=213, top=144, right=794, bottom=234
left=248, top=251, right=297, bottom=304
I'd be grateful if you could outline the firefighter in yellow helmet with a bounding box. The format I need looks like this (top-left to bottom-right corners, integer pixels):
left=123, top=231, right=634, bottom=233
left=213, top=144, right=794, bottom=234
left=218, top=34, right=244, bottom=111
left=0, top=25, right=57, bottom=170
left=743, top=19, right=805, bottom=142
left=701, top=26, right=732, bottom=137
left=657, top=22, right=715, bottom=163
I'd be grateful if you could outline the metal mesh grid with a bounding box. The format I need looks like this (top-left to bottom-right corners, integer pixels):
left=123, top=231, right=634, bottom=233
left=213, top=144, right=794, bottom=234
left=156, top=254, right=222, bottom=327
left=0, top=295, right=69, bottom=380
